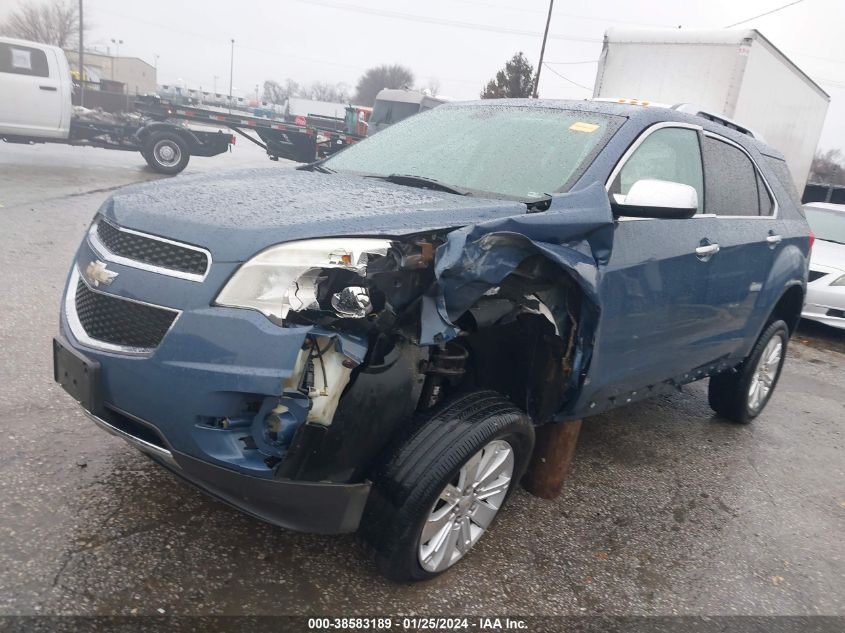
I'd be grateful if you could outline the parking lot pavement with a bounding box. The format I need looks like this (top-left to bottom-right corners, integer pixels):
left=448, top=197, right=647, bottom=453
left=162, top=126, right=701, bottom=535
left=0, top=148, right=843, bottom=617
left=0, top=139, right=276, bottom=208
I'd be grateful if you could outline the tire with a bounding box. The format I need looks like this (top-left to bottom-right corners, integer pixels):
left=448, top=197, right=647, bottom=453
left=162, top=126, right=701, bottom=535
left=142, top=132, right=190, bottom=175
left=360, top=390, right=535, bottom=582
left=708, top=320, right=789, bottom=424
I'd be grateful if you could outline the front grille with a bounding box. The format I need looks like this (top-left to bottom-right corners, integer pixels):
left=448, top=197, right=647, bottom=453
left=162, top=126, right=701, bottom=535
left=808, top=270, right=827, bottom=283
left=75, top=279, right=178, bottom=350
left=96, top=220, right=209, bottom=277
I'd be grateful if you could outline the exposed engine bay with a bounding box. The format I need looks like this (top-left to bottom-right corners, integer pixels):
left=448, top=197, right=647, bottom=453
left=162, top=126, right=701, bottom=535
left=253, top=234, right=592, bottom=483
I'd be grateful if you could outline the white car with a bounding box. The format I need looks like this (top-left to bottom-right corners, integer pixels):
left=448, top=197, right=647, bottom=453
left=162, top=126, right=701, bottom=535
left=803, top=202, right=845, bottom=329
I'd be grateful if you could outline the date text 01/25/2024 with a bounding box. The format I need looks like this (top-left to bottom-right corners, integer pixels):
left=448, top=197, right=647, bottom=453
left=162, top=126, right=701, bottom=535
left=307, top=617, right=527, bottom=630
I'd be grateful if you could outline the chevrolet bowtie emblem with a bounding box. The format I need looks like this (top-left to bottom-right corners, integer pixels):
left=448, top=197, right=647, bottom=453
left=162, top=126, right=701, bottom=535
left=85, top=260, right=118, bottom=287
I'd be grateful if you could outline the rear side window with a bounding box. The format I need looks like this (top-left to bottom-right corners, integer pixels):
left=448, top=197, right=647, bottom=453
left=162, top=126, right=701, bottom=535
left=610, top=127, right=704, bottom=211
left=0, top=42, right=50, bottom=77
left=764, top=156, right=802, bottom=212
left=702, top=136, right=771, bottom=216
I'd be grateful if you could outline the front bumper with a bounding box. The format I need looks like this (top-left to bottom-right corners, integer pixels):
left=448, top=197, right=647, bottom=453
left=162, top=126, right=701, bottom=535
left=801, top=304, right=845, bottom=330
left=56, top=223, right=374, bottom=534
left=804, top=271, right=845, bottom=330
left=80, top=403, right=370, bottom=534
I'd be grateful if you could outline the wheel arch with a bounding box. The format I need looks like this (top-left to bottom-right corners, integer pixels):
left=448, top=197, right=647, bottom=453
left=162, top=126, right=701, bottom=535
left=769, top=282, right=805, bottom=335
left=136, top=122, right=202, bottom=149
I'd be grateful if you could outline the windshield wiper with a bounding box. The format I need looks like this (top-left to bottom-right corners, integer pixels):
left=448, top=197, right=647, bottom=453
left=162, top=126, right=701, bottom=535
left=374, top=173, right=469, bottom=196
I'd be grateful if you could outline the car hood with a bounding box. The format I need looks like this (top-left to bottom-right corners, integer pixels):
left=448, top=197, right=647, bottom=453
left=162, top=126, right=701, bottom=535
left=102, top=168, right=526, bottom=262
left=810, top=239, right=845, bottom=272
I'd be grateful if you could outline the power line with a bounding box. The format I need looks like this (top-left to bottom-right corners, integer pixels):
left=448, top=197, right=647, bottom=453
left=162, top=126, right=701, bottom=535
left=88, top=4, right=486, bottom=88
left=448, top=0, right=675, bottom=27
left=545, top=59, right=599, bottom=65
left=724, top=0, right=805, bottom=28
left=817, top=77, right=845, bottom=89
left=289, top=0, right=601, bottom=43
left=542, top=62, right=592, bottom=91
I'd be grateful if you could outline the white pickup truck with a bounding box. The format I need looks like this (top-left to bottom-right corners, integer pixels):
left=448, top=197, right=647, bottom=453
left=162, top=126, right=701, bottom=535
left=0, top=36, right=233, bottom=174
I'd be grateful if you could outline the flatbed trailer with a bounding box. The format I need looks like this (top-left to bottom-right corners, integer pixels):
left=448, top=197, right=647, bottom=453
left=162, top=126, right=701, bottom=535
left=2, top=114, right=235, bottom=175
left=135, top=97, right=365, bottom=165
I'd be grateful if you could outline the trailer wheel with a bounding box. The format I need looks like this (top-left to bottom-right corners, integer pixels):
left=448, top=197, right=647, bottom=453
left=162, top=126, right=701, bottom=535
left=143, top=132, right=190, bottom=175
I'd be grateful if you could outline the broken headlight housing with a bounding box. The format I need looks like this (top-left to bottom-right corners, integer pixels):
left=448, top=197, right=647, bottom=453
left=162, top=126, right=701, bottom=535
left=215, top=238, right=391, bottom=322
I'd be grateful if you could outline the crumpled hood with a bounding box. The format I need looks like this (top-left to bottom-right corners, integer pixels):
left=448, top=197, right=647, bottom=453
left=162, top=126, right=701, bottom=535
left=102, top=168, right=526, bottom=262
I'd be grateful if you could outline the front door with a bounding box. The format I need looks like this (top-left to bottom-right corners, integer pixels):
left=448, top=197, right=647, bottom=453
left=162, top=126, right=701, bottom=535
left=0, top=41, right=62, bottom=136
left=590, top=124, right=725, bottom=396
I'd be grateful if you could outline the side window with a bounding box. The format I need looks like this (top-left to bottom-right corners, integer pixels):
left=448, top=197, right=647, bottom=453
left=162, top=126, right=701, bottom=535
left=764, top=156, right=801, bottom=213
left=702, top=136, right=764, bottom=216
left=0, top=42, right=50, bottom=78
left=610, top=127, right=703, bottom=212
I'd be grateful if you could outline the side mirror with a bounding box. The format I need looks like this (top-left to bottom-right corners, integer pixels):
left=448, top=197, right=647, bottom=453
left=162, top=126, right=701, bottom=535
left=611, top=179, right=698, bottom=219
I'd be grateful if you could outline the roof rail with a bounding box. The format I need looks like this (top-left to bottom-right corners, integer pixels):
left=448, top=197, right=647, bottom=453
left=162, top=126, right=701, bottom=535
left=672, top=103, right=764, bottom=141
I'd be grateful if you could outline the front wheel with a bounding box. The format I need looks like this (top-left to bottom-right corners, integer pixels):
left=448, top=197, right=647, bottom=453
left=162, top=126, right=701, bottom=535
left=142, top=132, right=190, bottom=175
left=360, top=390, right=534, bottom=582
left=708, top=320, right=789, bottom=423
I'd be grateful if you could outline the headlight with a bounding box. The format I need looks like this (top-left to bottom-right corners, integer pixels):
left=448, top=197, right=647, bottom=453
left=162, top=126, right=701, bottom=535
left=215, top=238, right=391, bottom=321
left=832, top=274, right=845, bottom=287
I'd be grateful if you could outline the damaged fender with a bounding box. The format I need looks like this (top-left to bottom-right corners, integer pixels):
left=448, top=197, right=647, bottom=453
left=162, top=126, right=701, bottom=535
left=421, top=182, right=615, bottom=345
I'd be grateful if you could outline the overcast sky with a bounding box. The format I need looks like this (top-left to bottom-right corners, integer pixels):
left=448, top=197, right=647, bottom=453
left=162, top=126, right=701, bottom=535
left=37, top=0, right=845, bottom=148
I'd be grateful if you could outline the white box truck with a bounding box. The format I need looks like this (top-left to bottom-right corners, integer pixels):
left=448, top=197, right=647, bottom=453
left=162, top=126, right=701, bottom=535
left=593, top=28, right=830, bottom=188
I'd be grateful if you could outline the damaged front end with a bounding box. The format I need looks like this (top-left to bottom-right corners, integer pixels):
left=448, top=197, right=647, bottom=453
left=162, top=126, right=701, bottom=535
left=232, top=183, right=614, bottom=484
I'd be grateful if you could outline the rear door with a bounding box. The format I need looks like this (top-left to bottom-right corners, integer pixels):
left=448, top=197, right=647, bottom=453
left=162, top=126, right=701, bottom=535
left=695, top=132, right=780, bottom=359
left=0, top=41, right=62, bottom=137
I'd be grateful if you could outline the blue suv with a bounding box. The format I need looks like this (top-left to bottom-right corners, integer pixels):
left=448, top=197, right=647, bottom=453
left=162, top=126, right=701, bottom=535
left=54, top=100, right=810, bottom=581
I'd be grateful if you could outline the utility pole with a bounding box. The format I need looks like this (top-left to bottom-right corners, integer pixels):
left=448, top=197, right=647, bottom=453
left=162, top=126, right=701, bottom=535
left=229, top=38, right=235, bottom=112
left=78, top=0, right=84, bottom=107
left=532, top=0, right=554, bottom=98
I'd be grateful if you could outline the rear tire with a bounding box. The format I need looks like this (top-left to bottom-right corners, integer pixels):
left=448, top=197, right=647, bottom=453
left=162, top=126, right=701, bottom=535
left=143, top=132, right=190, bottom=174
left=360, top=390, right=534, bottom=582
left=708, top=320, right=789, bottom=424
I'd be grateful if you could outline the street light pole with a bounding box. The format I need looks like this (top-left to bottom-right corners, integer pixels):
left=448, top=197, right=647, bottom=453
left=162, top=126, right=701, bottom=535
left=229, top=38, right=235, bottom=112
left=110, top=38, right=123, bottom=80
left=78, top=0, right=84, bottom=107
left=532, top=0, right=554, bottom=98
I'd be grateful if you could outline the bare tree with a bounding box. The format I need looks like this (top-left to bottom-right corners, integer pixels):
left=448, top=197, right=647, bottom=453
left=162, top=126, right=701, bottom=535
left=306, top=81, right=350, bottom=103
left=0, top=0, right=85, bottom=48
left=810, top=149, right=845, bottom=185
left=418, top=77, right=441, bottom=96
left=354, top=64, right=414, bottom=106
left=262, top=80, right=287, bottom=104
left=480, top=52, right=536, bottom=99
left=262, top=78, right=303, bottom=104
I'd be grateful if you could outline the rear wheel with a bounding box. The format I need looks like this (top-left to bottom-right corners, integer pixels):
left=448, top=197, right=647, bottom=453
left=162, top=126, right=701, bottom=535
left=708, top=320, right=789, bottom=423
left=360, top=390, right=534, bottom=582
left=143, top=132, right=190, bottom=174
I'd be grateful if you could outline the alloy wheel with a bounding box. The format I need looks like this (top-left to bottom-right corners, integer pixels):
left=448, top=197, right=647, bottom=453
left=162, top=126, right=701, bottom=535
left=418, top=439, right=514, bottom=573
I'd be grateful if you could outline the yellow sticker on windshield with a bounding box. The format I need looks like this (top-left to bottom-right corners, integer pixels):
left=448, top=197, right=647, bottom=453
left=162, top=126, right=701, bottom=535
left=570, top=121, right=600, bottom=133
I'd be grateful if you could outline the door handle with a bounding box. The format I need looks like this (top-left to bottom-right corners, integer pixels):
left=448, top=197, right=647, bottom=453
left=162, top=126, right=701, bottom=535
left=39, top=85, right=57, bottom=91
left=695, top=243, right=720, bottom=257
left=766, top=234, right=783, bottom=245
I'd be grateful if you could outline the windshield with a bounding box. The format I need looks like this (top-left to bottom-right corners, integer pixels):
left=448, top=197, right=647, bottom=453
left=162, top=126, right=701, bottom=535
left=805, top=206, right=845, bottom=244
left=324, top=105, right=621, bottom=200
